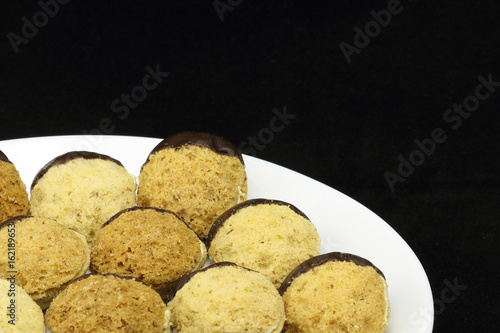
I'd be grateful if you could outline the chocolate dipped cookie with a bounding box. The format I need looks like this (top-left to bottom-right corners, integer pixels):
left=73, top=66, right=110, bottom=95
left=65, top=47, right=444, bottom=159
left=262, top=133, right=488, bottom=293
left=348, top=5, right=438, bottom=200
left=0, top=216, right=90, bottom=309
left=45, top=273, right=169, bottom=333
left=30, top=151, right=136, bottom=243
left=206, top=198, right=321, bottom=287
left=137, top=132, right=247, bottom=239
left=91, top=206, right=207, bottom=299
left=166, top=262, right=285, bottom=333
left=0, top=150, right=29, bottom=222
left=279, top=252, right=391, bottom=333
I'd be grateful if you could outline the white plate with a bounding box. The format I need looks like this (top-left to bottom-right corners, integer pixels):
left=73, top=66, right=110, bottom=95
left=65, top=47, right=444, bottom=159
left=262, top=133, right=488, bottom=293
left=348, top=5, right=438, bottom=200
left=0, top=135, right=434, bottom=333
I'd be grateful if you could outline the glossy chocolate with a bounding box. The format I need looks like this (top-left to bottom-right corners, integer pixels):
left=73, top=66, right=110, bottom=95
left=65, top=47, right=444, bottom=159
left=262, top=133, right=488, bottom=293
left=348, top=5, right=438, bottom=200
left=278, top=252, right=386, bottom=295
left=100, top=206, right=178, bottom=229
left=144, top=132, right=244, bottom=166
left=31, top=151, right=124, bottom=190
left=205, top=198, right=311, bottom=249
left=0, top=150, right=11, bottom=163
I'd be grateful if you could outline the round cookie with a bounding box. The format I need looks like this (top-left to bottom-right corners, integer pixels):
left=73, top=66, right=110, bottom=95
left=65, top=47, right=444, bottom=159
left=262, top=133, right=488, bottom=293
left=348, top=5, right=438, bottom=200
left=0, top=216, right=90, bottom=309
left=206, top=198, right=321, bottom=287
left=0, top=150, right=29, bottom=223
left=45, top=273, right=169, bottom=333
left=279, top=252, right=391, bottom=333
left=167, top=262, right=285, bottom=333
left=30, top=151, right=136, bottom=243
left=137, top=132, right=247, bottom=239
left=91, top=206, right=207, bottom=298
left=0, top=279, right=45, bottom=333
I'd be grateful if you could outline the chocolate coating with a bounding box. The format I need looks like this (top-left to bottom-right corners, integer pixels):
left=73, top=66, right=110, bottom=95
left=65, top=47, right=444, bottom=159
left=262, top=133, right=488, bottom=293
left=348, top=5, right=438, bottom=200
left=0, top=215, right=33, bottom=230
left=100, top=206, right=179, bottom=229
left=31, top=151, right=124, bottom=190
left=0, top=150, right=11, bottom=163
left=145, top=132, right=244, bottom=166
left=279, top=252, right=385, bottom=295
left=100, top=206, right=202, bottom=241
left=67, top=272, right=149, bottom=288
left=205, top=198, right=310, bottom=249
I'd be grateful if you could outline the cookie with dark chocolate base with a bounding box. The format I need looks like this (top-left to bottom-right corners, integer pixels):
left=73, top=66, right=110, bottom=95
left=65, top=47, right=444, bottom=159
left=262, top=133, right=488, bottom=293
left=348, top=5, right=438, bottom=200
left=137, top=132, right=247, bottom=239
left=279, top=252, right=390, bottom=333
left=30, top=151, right=136, bottom=243
left=0, top=215, right=90, bottom=310
left=91, top=206, right=207, bottom=300
left=166, top=262, right=285, bottom=333
left=45, top=273, right=169, bottom=333
left=206, top=198, right=321, bottom=287
left=0, top=150, right=29, bottom=222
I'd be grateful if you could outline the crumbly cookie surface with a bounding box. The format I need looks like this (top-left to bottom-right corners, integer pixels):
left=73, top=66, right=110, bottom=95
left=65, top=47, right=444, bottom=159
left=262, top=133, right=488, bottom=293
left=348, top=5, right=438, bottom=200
left=208, top=203, right=321, bottom=287
left=282, top=260, right=390, bottom=333
left=138, top=145, right=247, bottom=239
left=45, top=274, right=169, bottom=333
left=91, top=208, right=206, bottom=289
left=30, top=158, right=136, bottom=243
left=0, top=279, right=45, bottom=333
left=0, top=216, right=90, bottom=309
left=0, top=160, right=29, bottom=222
left=167, top=265, right=285, bottom=333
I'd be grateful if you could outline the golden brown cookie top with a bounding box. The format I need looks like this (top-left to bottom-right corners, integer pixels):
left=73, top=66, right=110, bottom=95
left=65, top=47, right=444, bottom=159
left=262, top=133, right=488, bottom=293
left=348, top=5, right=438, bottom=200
left=137, top=133, right=247, bottom=239
left=0, top=155, right=29, bottom=222
left=31, top=151, right=124, bottom=190
left=280, top=252, right=390, bottom=333
left=206, top=199, right=321, bottom=287
left=45, top=273, right=169, bottom=333
left=29, top=152, right=137, bottom=244
left=166, top=263, right=285, bottom=333
left=206, top=198, right=310, bottom=248
left=0, top=216, right=90, bottom=298
left=279, top=251, right=385, bottom=295
left=91, top=207, right=206, bottom=289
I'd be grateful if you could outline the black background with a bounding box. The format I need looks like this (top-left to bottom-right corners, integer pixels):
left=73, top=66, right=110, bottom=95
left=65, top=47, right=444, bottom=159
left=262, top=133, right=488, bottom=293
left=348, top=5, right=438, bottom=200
left=1, top=1, right=499, bottom=331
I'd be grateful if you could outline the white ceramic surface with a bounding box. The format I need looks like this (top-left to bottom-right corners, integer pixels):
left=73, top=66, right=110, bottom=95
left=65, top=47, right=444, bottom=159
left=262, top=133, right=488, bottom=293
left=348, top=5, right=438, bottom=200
left=0, top=135, right=434, bottom=333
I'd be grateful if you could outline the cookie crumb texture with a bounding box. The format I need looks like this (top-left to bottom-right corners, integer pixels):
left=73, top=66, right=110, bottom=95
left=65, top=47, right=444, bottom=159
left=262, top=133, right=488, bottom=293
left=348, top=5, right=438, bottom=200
left=167, top=265, right=285, bottom=333
left=30, top=158, right=136, bottom=243
left=91, top=208, right=206, bottom=288
left=138, top=145, right=247, bottom=239
left=0, top=161, right=29, bottom=222
left=0, top=279, right=45, bottom=333
left=0, top=217, right=90, bottom=309
left=282, top=261, right=390, bottom=333
left=45, top=274, right=169, bottom=333
left=208, top=204, right=320, bottom=287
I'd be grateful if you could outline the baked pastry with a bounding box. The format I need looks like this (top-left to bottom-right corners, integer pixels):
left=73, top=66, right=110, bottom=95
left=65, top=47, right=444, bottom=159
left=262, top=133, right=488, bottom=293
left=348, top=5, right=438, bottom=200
left=0, top=150, right=29, bottom=223
left=45, top=273, right=169, bottom=332
left=91, top=206, right=207, bottom=299
left=137, top=132, right=247, bottom=239
left=279, top=252, right=391, bottom=332
left=30, top=151, right=136, bottom=243
left=0, top=215, right=90, bottom=309
left=206, top=198, right=321, bottom=287
left=0, top=279, right=45, bottom=333
left=166, top=262, right=285, bottom=333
